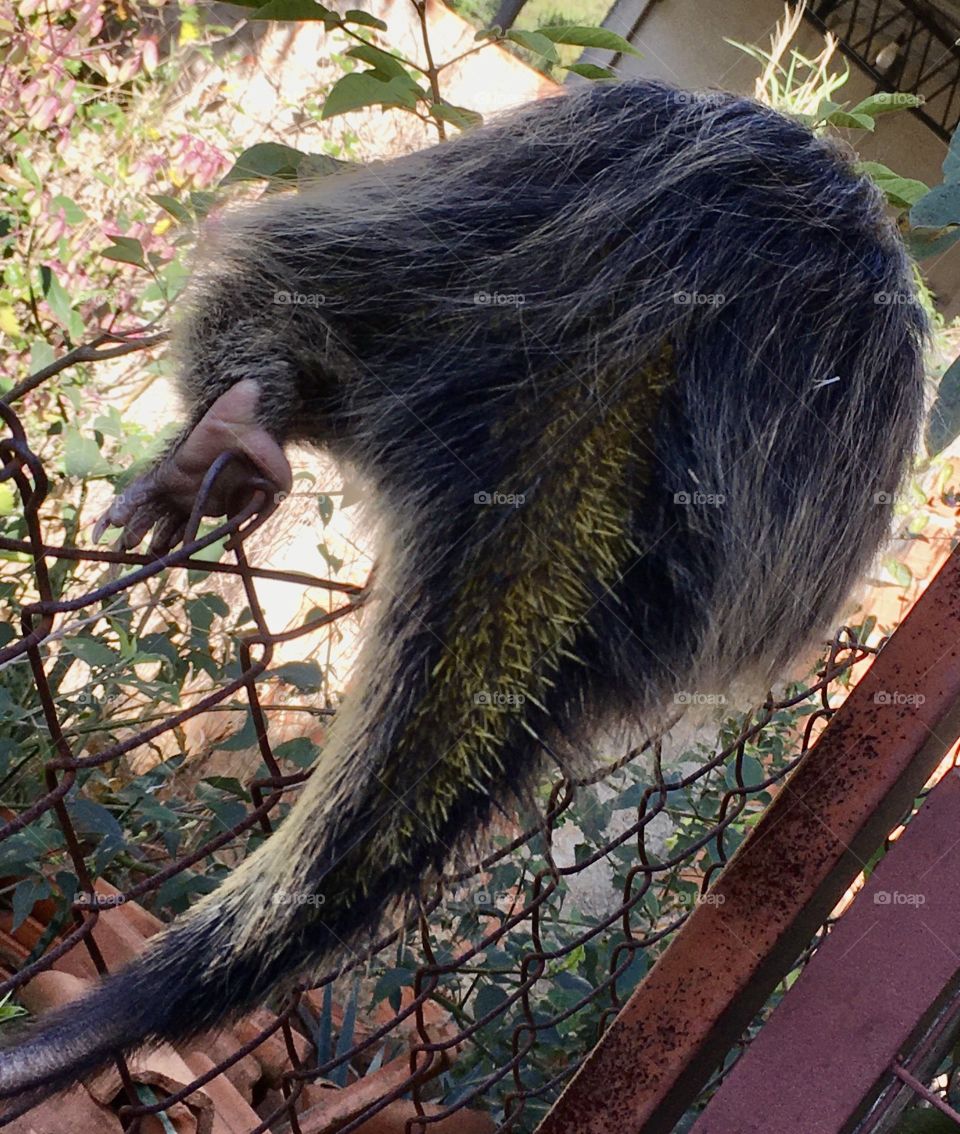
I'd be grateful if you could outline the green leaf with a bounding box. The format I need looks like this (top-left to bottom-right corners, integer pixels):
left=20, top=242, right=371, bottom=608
left=429, top=101, right=484, bottom=130
left=563, top=62, right=617, bottom=80
left=506, top=29, right=559, bottom=62
left=0, top=833, right=43, bottom=877
left=343, top=9, right=387, bottom=29
left=69, top=636, right=117, bottom=667
left=67, top=798, right=125, bottom=842
left=93, top=406, right=127, bottom=439
left=39, top=267, right=75, bottom=327
left=221, top=142, right=308, bottom=185
left=853, top=614, right=878, bottom=647
left=822, top=108, right=874, bottom=130
left=552, top=970, right=593, bottom=998
left=848, top=91, right=921, bottom=117
left=187, top=535, right=226, bottom=564
left=297, top=153, right=354, bottom=183
left=615, top=782, right=646, bottom=809
left=343, top=44, right=408, bottom=80
left=906, top=226, right=960, bottom=260
left=893, top=1110, right=960, bottom=1134
left=189, top=593, right=230, bottom=622
left=30, top=340, right=56, bottom=371
left=883, top=557, right=913, bottom=587
left=859, top=162, right=929, bottom=209
left=270, top=660, right=324, bottom=691
left=245, top=0, right=338, bottom=22
left=62, top=429, right=111, bottom=477
left=138, top=632, right=183, bottom=672
left=11, top=878, right=48, bottom=933
left=50, top=195, right=85, bottom=224
left=0, top=993, right=26, bottom=1024
left=273, top=737, right=319, bottom=768
left=17, top=154, right=41, bottom=191
left=372, top=967, right=411, bottom=1014
left=943, top=128, right=960, bottom=182
left=537, top=24, right=642, bottom=57
left=911, top=182, right=960, bottom=228
left=331, top=978, right=360, bottom=1086
left=321, top=72, right=422, bottom=119
left=194, top=783, right=248, bottom=830
left=317, top=493, right=334, bottom=525
left=150, top=193, right=192, bottom=223
left=102, top=235, right=147, bottom=268
left=926, top=352, right=960, bottom=455
left=616, top=948, right=648, bottom=992
left=725, top=754, right=764, bottom=789
left=474, top=982, right=509, bottom=1021
left=202, top=775, right=248, bottom=797
left=219, top=711, right=260, bottom=751
left=155, top=868, right=219, bottom=912
left=189, top=190, right=217, bottom=218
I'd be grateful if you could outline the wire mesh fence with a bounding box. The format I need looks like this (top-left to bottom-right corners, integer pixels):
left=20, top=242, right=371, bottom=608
left=0, top=362, right=954, bottom=1133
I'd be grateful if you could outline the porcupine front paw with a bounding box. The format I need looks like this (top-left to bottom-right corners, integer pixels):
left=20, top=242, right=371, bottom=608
left=93, top=379, right=293, bottom=554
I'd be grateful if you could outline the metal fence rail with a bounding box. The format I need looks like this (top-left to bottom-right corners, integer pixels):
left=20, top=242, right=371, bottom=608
left=689, top=766, right=960, bottom=1134
left=542, top=537, right=960, bottom=1132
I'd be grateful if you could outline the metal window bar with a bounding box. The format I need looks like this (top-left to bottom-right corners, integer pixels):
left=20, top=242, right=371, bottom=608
left=801, top=0, right=960, bottom=141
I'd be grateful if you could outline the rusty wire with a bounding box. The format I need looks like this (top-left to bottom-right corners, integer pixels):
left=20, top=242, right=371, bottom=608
left=0, top=372, right=934, bottom=1133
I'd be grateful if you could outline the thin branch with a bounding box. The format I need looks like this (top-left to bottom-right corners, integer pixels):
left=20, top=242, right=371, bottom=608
left=3, top=329, right=169, bottom=404
left=341, top=23, right=430, bottom=76
left=413, top=0, right=446, bottom=140
left=438, top=38, right=500, bottom=73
